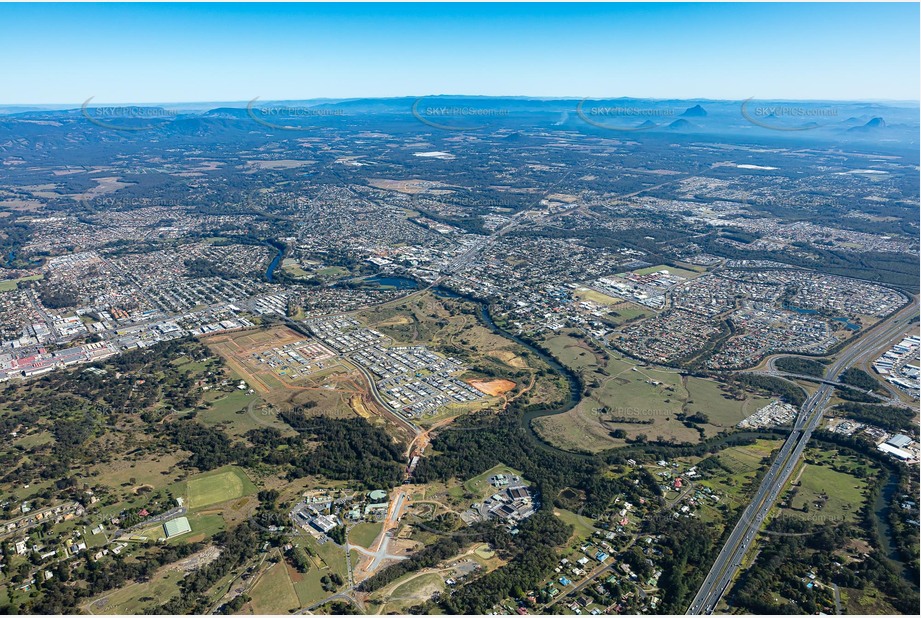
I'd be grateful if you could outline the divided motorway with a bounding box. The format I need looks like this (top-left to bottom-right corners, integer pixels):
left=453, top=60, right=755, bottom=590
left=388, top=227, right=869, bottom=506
left=688, top=301, right=918, bottom=615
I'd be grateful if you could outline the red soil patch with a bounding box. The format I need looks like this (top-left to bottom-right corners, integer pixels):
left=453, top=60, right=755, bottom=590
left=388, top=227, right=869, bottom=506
left=467, top=379, right=516, bottom=396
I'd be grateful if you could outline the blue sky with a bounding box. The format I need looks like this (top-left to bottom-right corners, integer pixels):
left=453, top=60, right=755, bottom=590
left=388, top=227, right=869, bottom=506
left=1, top=2, right=918, bottom=104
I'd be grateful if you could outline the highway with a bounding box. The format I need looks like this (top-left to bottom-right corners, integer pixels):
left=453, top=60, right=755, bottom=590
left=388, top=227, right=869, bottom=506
left=762, top=356, right=895, bottom=404
left=687, top=300, right=918, bottom=615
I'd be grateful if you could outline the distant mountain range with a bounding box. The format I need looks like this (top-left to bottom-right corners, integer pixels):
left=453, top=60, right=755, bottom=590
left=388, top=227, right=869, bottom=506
left=681, top=104, right=708, bottom=117
left=0, top=96, right=916, bottom=149
left=848, top=117, right=887, bottom=132
left=667, top=119, right=695, bottom=130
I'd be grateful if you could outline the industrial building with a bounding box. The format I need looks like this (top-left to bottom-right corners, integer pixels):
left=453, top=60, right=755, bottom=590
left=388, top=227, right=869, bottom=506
left=878, top=443, right=913, bottom=461
left=162, top=516, right=191, bottom=539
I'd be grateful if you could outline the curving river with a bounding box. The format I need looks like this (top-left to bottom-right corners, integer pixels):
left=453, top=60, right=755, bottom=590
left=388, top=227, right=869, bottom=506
left=431, top=287, right=906, bottom=560
left=264, top=246, right=284, bottom=283
left=431, top=287, right=586, bottom=457
left=872, top=469, right=913, bottom=581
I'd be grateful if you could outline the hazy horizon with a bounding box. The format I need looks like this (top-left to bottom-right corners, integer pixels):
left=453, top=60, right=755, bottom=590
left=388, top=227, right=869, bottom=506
left=0, top=3, right=918, bottom=104
left=4, top=95, right=921, bottom=108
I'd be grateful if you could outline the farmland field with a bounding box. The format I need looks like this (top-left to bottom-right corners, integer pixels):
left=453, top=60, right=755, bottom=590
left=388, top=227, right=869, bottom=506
left=534, top=340, right=777, bottom=451
left=607, top=302, right=649, bottom=324
left=83, top=567, right=183, bottom=614
left=350, top=522, right=383, bottom=548
left=699, top=440, right=782, bottom=511
left=543, top=333, right=602, bottom=372
left=247, top=560, right=301, bottom=614
left=685, top=376, right=773, bottom=433
left=184, top=466, right=257, bottom=509
left=778, top=449, right=875, bottom=525
left=0, top=274, right=43, bottom=292
left=553, top=507, right=597, bottom=542
left=574, top=287, right=622, bottom=306
left=289, top=533, right=351, bottom=606
left=533, top=345, right=693, bottom=450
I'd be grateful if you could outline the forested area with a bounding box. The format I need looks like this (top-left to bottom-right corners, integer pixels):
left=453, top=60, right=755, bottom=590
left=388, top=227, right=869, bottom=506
left=146, top=522, right=262, bottom=614
left=37, top=283, right=79, bottom=309
left=399, top=405, right=673, bottom=611
left=775, top=356, right=827, bottom=377
left=244, top=414, right=406, bottom=489
left=839, top=367, right=886, bottom=393
left=436, top=513, right=572, bottom=613
left=508, top=216, right=690, bottom=266
left=412, top=405, right=660, bottom=518
left=725, top=373, right=807, bottom=406
left=168, top=421, right=242, bottom=471
left=360, top=530, right=479, bottom=593
left=2, top=337, right=212, bottom=417
left=184, top=257, right=243, bottom=279
left=834, top=402, right=916, bottom=432
left=367, top=511, right=574, bottom=614
left=0, top=222, right=32, bottom=269
left=644, top=517, right=718, bottom=613
left=731, top=517, right=849, bottom=614
left=166, top=412, right=406, bottom=488
left=0, top=338, right=219, bottom=488
left=609, top=430, right=785, bottom=466
left=731, top=514, right=918, bottom=615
